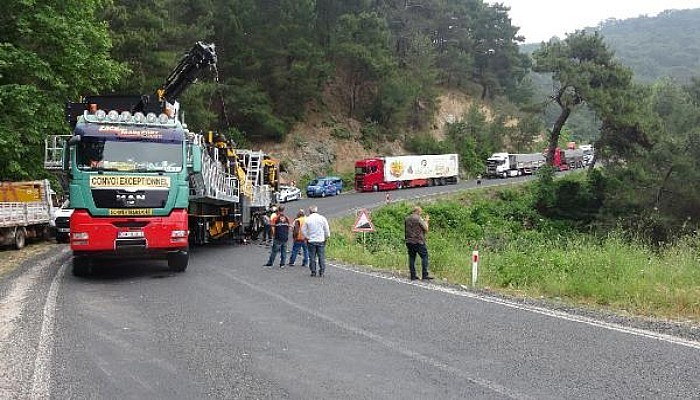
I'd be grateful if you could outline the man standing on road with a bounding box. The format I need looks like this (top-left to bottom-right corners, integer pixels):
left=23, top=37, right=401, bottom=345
left=264, top=205, right=290, bottom=268
left=405, top=206, right=433, bottom=281
left=288, top=209, right=309, bottom=267
left=302, top=205, right=330, bottom=277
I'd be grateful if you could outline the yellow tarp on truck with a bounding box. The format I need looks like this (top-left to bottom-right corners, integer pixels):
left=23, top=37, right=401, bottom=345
left=0, top=181, right=48, bottom=202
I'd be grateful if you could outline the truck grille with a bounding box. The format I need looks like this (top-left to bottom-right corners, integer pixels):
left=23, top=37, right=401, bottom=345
left=92, top=189, right=168, bottom=209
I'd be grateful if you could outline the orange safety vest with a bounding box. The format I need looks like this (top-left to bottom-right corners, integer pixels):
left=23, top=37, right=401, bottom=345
left=293, top=216, right=306, bottom=241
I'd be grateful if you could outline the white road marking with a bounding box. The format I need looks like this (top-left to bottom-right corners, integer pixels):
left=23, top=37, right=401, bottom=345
left=332, top=263, right=700, bottom=351
left=30, top=251, right=68, bottom=399
left=0, top=247, right=69, bottom=398
left=219, top=269, right=532, bottom=400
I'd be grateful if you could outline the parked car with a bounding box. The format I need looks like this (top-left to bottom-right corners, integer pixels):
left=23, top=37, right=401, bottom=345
left=53, top=200, right=74, bottom=243
left=306, top=176, right=343, bottom=198
left=277, top=185, right=302, bottom=203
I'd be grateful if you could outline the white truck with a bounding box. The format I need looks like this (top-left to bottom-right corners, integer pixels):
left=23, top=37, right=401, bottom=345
left=579, top=144, right=594, bottom=166
left=485, top=152, right=546, bottom=178
left=0, top=180, right=57, bottom=249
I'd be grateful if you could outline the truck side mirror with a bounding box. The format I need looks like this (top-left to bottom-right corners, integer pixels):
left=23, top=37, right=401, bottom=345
left=188, top=142, right=202, bottom=173
left=62, top=140, right=72, bottom=171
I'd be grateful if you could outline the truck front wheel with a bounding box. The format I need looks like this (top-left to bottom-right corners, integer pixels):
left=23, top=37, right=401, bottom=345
left=168, top=249, right=189, bottom=272
left=372, top=184, right=379, bottom=192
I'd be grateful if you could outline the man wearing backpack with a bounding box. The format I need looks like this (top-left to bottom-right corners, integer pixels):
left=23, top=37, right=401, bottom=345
left=288, top=209, right=309, bottom=267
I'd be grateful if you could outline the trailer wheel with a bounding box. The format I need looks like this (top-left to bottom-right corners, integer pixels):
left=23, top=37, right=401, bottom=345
left=168, top=249, right=189, bottom=272
left=14, top=228, right=26, bottom=250
left=72, top=256, right=90, bottom=277
left=396, top=181, right=402, bottom=190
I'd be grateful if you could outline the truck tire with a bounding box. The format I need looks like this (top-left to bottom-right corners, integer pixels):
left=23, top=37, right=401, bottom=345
left=372, top=184, right=379, bottom=192
left=72, top=256, right=90, bottom=277
left=14, top=228, right=26, bottom=250
left=168, top=249, right=189, bottom=272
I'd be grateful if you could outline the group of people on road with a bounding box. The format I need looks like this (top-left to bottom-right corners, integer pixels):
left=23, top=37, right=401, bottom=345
left=261, top=202, right=433, bottom=281
left=263, top=204, right=330, bottom=277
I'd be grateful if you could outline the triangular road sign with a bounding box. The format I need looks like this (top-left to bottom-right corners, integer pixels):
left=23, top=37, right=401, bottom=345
left=352, top=209, right=375, bottom=232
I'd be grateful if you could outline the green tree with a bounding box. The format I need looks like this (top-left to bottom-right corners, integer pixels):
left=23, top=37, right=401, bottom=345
left=331, top=12, right=395, bottom=118
left=532, top=31, right=633, bottom=164
left=0, top=0, right=125, bottom=180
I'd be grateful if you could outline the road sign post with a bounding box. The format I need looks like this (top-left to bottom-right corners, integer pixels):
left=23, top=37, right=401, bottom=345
left=352, top=209, right=375, bottom=247
left=471, top=249, right=479, bottom=286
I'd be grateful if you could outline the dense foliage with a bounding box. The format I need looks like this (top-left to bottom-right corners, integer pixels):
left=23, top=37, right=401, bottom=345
left=1, top=1, right=700, bottom=239
left=0, top=0, right=125, bottom=180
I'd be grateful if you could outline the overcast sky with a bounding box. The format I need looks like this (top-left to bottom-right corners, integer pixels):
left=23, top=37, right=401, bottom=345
left=495, top=0, right=700, bottom=43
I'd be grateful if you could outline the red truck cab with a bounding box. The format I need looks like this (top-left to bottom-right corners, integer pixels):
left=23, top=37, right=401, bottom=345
left=356, top=158, right=396, bottom=192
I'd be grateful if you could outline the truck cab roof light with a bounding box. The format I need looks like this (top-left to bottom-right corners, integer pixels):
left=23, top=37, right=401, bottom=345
left=146, top=112, right=158, bottom=124
left=95, top=109, right=106, bottom=121
left=120, top=111, right=132, bottom=122
left=133, top=112, right=145, bottom=123
left=107, top=110, right=119, bottom=122
left=158, top=113, right=169, bottom=124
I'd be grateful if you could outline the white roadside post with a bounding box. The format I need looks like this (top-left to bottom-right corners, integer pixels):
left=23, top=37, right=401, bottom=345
left=471, top=249, right=479, bottom=286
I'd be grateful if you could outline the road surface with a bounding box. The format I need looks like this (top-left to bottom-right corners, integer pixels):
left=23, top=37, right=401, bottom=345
left=1, top=178, right=699, bottom=399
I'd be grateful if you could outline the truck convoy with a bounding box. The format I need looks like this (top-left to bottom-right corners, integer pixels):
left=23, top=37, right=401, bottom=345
left=0, top=180, right=57, bottom=249
left=485, top=152, right=546, bottom=178
left=45, top=42, right=279, bottom=275
left=486, top=143, right=592, bottom=179
left=354, top=154, right=459, bottom=192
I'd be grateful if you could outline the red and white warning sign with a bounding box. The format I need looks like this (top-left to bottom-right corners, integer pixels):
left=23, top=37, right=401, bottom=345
left=352, top=209, right=375, bottom=232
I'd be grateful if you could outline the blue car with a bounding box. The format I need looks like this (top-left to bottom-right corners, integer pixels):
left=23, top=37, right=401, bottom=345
left=306, top=176, right=343, bottom=197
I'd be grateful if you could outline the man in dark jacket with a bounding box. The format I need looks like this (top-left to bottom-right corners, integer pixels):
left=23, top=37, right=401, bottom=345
left=404, top=206, right=432, bottom=281
left=264, top=205, right=290, bottom=267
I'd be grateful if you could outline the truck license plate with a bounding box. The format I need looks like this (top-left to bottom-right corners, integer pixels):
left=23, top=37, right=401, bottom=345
left=118, top=231, right=144, bottom=239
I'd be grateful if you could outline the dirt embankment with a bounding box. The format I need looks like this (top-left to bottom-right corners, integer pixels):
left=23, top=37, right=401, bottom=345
left=0, top=242, right=60, bottom=277
left=257, top=89, right=477, bottom=183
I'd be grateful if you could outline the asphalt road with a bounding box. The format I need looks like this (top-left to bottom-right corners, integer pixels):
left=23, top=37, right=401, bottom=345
left=2, top=178, right=699, bottom=399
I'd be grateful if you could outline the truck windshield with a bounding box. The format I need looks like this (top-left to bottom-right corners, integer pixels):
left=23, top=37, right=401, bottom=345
left=486, top=159, right=505, bottom=166
left=355, top=167, right=366, bottom=174
left=76, top=137, right=183, bottom=172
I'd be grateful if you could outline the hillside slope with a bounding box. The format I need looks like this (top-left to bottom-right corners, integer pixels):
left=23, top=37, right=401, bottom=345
left=258, top=90, right=477, bottom=184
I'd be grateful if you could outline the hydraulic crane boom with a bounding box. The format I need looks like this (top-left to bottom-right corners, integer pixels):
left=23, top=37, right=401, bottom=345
left=158, top=41, right=217, bottom=105
left=65, top=41, right=217, bottom=127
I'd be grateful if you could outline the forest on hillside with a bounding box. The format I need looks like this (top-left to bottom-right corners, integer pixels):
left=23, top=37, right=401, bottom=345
left=1, top=0, right=700, bottom=242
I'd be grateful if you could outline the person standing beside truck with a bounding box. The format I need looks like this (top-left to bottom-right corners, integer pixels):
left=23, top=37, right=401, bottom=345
left=261, top=209, right=272, bottom=244
left=287, top=209, right=309, bottom=267
left=404, top=206, right=433, bottom=281
left=302, top=205, right=330, bottom=277
left=264, top=205, right=290, bottom=268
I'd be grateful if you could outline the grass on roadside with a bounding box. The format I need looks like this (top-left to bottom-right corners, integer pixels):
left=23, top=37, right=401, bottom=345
left=327, top=189, right=700, bottom=322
